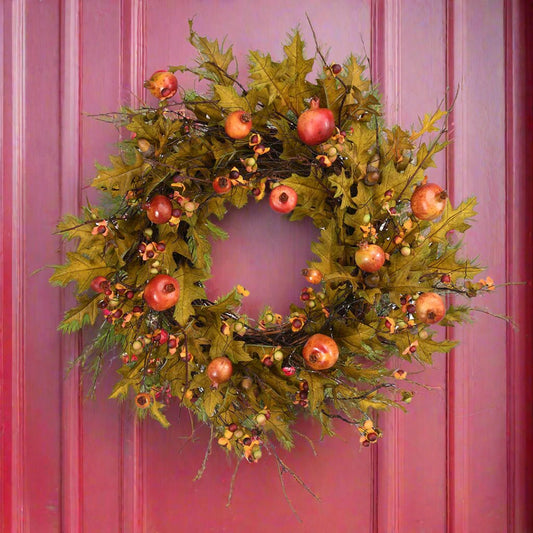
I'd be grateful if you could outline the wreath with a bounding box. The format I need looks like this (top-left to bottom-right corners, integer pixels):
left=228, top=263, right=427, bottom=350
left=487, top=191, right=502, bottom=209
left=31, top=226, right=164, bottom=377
left=51, top=23, right=495, bottom=469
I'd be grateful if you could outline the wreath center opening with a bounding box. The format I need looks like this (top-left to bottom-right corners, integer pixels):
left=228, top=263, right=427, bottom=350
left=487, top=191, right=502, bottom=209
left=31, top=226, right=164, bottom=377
left=205, top=200, right=319, bottom=318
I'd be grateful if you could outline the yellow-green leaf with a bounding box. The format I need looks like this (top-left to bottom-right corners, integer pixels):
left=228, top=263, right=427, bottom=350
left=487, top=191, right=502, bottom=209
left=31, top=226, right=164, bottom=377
left=92, top=151, right=150, bottom=197
left=50, top=252, right=114, bottom=292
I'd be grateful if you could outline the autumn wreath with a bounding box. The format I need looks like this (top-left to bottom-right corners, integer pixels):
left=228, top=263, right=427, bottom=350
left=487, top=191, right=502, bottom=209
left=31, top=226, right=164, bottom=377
left=51, top=23, right=495, bottom=467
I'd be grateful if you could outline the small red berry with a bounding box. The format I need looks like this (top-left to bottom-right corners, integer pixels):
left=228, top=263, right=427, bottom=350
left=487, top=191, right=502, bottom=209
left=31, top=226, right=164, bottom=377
left=366, top=432, right=378, bottom=442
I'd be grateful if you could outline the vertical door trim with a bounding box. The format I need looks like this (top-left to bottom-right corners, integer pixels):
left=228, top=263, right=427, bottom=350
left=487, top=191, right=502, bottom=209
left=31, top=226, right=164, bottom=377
left=59, top=0, right=83, bottom=531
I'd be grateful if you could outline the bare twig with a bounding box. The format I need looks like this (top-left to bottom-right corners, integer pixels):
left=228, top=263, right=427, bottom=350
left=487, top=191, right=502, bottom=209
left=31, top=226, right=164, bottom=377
left=266, top=444, right=320, bottom=501
left=194, top=425, right=214, bottom=480
left=293, top=430, right=318, bottom=456
left=226, top=457, right=243, bottom=507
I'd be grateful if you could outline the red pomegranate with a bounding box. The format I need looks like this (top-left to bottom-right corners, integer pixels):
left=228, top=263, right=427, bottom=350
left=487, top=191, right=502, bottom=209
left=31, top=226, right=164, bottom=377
left=302, top=334, right=339, bottom=370
left=146, top=195, right=173, bottom=224
left=144, top=70, right=178, bottom=100
left=297, top=98, right=336, bottom=146
left=355, top=243, right=386, bottom=273
left=415, top=292, right=446, bottom=324
left=410, top=183, right=447, bottom=221
left=207, top=357, right=233, bottom=388
left=224, top=110, right=252, bottom=139
left=269, top=185, right=298, bottom=213
left=143, top=274, right=180, bottom=311
left=90, top=276, right=109, bottom=293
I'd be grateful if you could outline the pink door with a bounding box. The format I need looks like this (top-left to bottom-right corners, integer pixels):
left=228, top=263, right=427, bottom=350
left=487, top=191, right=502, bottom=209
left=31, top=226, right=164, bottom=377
left=2, top=1, right=532, bottom=531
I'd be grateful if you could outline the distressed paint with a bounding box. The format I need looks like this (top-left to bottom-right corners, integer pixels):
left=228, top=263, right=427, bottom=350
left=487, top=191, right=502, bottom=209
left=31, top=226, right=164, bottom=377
left=1, top=1, right=532, bottom=532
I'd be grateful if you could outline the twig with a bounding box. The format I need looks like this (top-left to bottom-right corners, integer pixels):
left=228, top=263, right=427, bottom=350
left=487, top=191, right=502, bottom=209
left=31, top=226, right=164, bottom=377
left=266, top=444, right=320, bottom=501
left=226, top=457, right=243, bottom=507
left=194, top=425, right=214, bottom=480
left=471, top=306, right=517, bottom=328
left=321, top=410, right=357, bottom=425
left=305, top=13, right=350, bottom=126
left=275, top=457, right=302, bottom=523
left=293, top=430, right=318, bottom=456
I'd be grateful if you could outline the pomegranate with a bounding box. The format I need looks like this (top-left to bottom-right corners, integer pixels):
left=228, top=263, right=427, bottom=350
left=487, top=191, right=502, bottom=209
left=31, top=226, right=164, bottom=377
left=410, top=183, right=447, bottom=221
left=207, top=357, right=233, bottom=388
left=269, top=185, right=298, bottom=213
left=302, top=268, right=323, bottom=284
left=213, top=176, right=232, bottom=194
left=146, top=195, right=173, bottom=224
left=143, top=274, right=180, bottom=311
left=224, top=110, right=252, bottom=139
left=415, top=292, right=446, bottom=324
left=355, top=243, right=386, bottom=273
left=302, top=333, right=339, bottom=370
left=90, top=276, right=109, bottom=293
left=144, top=70, right=178, bottom=100
left=297, top=98, right=336, bottom=146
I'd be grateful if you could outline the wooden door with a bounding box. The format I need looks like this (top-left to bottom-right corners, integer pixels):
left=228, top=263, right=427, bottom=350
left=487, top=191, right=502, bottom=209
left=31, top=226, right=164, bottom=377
left=2, top=1, right=532, bottom=531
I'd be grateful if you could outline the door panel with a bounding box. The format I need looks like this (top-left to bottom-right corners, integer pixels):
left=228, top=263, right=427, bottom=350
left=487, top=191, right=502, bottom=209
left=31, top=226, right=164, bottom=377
left=1, top=1, right=531, bottom=531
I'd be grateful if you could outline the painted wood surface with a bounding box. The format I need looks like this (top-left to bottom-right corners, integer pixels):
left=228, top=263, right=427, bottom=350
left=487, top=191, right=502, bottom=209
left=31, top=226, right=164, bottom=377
left=1, top=1, right=532, bottom=531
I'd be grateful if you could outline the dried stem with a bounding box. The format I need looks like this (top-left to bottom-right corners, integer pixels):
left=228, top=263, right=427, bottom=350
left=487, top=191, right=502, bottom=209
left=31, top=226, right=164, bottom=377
left=266, top=444, right=320, bottom=501
left=275, top=458, right=302, bottom=523
left=293, top=430, right=318, bottom=456
left=226, top=457, right=243, bottom=507
left=194, top=425, right=214, bottom=481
